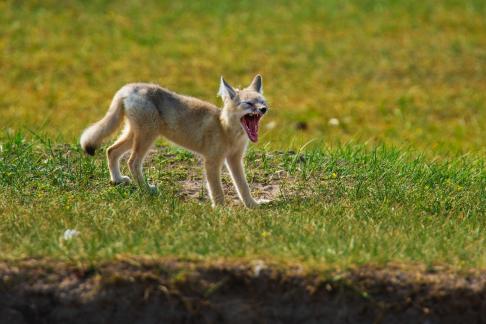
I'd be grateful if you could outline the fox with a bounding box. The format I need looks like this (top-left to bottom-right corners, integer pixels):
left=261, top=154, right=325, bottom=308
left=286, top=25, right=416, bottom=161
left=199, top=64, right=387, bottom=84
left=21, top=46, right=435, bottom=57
left=80, top=75, right=269, bottom=208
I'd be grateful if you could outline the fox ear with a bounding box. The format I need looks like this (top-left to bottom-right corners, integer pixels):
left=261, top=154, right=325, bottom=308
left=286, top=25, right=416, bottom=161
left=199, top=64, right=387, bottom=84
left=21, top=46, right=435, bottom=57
left=218, top=76, right=237, bottom=100
left=249, top=74, right=263, bottom=94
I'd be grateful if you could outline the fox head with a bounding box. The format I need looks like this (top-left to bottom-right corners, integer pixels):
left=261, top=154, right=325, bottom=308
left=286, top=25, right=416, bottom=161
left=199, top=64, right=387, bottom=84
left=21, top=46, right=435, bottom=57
left=218, top=75, right=268, bottom=142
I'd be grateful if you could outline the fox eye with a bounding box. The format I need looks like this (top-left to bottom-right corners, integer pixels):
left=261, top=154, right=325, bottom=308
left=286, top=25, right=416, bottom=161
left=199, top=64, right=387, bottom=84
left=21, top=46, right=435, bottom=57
left=241, top=101, right=253, bottom=107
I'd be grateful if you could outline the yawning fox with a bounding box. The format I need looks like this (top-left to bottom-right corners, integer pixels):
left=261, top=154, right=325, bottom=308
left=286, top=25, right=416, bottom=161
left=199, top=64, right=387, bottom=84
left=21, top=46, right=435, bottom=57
left=80, top=75, right=269, bottom=208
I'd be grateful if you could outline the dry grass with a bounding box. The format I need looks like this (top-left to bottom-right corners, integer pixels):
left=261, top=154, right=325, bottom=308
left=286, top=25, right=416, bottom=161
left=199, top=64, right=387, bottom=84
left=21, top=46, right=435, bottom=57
left=1, top=0, right=485, bottom=154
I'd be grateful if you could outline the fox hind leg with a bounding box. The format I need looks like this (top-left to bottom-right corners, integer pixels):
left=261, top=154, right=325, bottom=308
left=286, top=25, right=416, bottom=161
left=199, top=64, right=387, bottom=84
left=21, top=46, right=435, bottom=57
left=107, top=125, right=133, bottom=184
left=127, top=130, right=158, bottom=192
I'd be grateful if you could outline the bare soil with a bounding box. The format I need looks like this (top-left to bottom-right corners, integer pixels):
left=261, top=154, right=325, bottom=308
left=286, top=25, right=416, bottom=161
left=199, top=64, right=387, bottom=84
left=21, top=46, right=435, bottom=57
left=146, top=147, right=304, bottom=206
left=1, top=259, right=485, bottom=324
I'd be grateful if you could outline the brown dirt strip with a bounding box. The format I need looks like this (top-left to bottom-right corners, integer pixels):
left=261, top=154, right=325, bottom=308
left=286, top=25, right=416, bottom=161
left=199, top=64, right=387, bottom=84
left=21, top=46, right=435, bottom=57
left=1, top=259, right=485, bottom=323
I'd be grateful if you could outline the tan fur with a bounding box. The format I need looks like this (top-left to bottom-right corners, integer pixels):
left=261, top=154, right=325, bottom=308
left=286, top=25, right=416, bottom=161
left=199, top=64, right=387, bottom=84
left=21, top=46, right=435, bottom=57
left=80, top=75, right=269, bottom=208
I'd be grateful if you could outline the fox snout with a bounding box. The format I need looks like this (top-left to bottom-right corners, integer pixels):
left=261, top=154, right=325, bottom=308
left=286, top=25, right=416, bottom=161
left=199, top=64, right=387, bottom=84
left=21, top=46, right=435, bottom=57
left=255, top=103, right=267, bottom=115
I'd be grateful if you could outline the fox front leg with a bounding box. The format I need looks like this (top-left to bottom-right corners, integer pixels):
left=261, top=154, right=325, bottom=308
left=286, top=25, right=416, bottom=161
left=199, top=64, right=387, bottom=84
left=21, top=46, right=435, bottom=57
left=204, top=159, right=225, bottom=207
left=225, top=152, right=261, bottom=208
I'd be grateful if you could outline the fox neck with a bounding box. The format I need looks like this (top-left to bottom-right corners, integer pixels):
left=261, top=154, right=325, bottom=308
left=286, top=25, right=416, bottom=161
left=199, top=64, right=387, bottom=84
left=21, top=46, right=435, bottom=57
left=220, top=107, right=247, bottom=142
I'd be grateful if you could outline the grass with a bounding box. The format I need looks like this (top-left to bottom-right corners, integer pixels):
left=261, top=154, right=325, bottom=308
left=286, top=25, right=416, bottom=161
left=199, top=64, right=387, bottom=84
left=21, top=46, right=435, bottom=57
left=1, top=0, right=486, bottom=154
left=1, top=0, right=485, bottom=271
left=0, top=133, right=484, bottom=269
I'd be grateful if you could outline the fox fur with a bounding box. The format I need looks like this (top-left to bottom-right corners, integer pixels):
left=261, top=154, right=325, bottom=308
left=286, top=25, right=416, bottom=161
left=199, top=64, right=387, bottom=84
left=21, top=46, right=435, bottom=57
left=80, top=75, right=269, bottom=208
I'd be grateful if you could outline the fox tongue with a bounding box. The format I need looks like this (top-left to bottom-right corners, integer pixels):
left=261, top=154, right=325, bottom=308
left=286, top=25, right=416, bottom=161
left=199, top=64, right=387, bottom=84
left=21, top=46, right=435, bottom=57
left=242, top=115, right=260, bottom=142
left=247, top=116, right=259, bottom=142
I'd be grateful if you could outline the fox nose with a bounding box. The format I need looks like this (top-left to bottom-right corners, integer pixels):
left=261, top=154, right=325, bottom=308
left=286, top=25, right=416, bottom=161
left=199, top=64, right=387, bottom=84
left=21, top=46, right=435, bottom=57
left=259, top=107, right=267, bottom=114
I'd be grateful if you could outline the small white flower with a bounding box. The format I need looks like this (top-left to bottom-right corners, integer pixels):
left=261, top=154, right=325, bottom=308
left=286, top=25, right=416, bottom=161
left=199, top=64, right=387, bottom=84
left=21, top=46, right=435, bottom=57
left=265, top=120, right=277, bottom=130
left=252, top=260, right=267, bottom=276
left=328, top=118, right=340, bottom=126
left=63, top=229, right=80, bottom=240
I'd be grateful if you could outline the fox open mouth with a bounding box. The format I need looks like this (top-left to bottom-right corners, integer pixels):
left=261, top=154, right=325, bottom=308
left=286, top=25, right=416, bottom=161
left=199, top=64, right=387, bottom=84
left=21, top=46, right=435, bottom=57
left=240, top=113, right=262, bottom=142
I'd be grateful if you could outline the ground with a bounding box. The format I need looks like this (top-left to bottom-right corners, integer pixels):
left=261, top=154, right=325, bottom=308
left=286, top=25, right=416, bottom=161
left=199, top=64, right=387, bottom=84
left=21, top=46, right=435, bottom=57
left=1, top=0, right=486, bottom=322
left=2, top=259, right=485, bottom=323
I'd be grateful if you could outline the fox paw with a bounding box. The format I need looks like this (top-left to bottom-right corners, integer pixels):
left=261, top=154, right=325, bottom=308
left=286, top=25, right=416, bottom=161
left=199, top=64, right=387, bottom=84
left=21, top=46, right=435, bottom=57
left=257, top=198, right=271, bottom=205
left=147, top=184, right=158, bottom=194
left=111, top=176, right=131, bottom=185
left=245, top=198, right=271, bottom=208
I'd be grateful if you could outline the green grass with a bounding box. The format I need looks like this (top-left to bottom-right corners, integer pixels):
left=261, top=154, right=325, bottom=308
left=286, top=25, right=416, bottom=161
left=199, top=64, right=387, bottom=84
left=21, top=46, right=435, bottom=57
left=1, top=1, right=485, bottom=270
left=0, top=133, right=484, bottom=269
left=1, top=0, right=486, bottom=153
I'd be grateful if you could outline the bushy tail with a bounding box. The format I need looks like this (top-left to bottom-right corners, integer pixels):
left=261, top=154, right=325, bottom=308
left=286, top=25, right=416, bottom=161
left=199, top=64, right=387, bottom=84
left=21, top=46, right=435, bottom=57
left=80, top=94, right=124, bottom=156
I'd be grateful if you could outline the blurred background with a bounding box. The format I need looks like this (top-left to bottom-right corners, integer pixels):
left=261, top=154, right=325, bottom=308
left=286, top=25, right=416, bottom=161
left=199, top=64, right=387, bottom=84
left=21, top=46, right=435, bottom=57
left=1, top=0, right=485, bottom=155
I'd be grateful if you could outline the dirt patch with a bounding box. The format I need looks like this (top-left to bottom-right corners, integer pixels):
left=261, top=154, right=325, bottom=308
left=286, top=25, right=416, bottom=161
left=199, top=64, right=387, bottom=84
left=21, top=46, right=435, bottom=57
left=179, top=178, right=282, bottom=205
left=143, top=147, right=303, bottom=206
left=1, top=259, right=485, bottom=323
